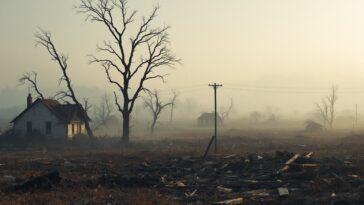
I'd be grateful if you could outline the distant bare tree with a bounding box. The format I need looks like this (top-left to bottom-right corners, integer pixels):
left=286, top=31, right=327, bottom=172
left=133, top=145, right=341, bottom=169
left=35, top=29, right=95, bottom=139
left=169, top=90, right=178, bottom=124
left=83, top=98, right=92, bottom=113
left=315, top=86, right=338, bottom=129
left=143, top=90, right=173, bottom=135
left=265, top=106, right=280, bottom=123
left=77, top=0, right=179, bottom=143
left=220, top=98, right=234, bottom=122
left=93, top=94, right=113, bottom=131
left=316, top=99, right=329, bottom=129
left=250, top=111, right=264, bottom=123
left=18, top=72, right=44, bottom=99
left=327, top=86, right=338, bottom=128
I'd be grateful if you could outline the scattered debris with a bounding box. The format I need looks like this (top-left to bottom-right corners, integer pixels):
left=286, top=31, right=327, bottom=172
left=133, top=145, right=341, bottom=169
left=63, top=159, right=75, bottom=168
left=5, top=170, right=61, bottom=193
left=278, top=153, right=301, bottom=173
left=185, top=189, right=197, bottom=198
left=277, top=187, right=289, bottom=196
left=212, top=197, right=244, bottom=205
left=1, top=150, right=363, bottom=204
left=217, top=186, right=233, bottom=193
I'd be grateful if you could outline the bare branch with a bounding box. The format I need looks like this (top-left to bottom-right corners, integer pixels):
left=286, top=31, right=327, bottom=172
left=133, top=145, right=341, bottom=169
left=35, top=28, right=95, bottom=138
left=220, top=98, right=234, bottom=121
left=78, top=0, right=122, bottom=41
left=83, top=98, right=92, bottom=113
left=96, top=41, right=123, bottom=62
left=102, top=63, right=125, bottom=94
left=54, top=90, right=73, bottom=103
left=315, top=97, right=330, bottom=129
left=113, top=91, right=124, bottom=113
left=92, top=94, right=114, bottom=131
left=18, top=71, right=44, bottom=99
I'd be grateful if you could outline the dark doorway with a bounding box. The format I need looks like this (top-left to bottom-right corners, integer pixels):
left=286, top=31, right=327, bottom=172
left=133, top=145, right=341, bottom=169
left=72, top=124, right=75, bottom=135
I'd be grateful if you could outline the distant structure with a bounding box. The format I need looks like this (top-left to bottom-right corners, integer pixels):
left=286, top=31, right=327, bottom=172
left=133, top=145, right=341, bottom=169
left=304, top=120, right=323, bottom=132
left=11, top=94, right=90, bottom=140
left=197, top=112, right=222, bottom=127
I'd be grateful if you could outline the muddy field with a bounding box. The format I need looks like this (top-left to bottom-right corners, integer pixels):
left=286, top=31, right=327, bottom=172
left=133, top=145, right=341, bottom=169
left=0, top=132, right=363, bottom=205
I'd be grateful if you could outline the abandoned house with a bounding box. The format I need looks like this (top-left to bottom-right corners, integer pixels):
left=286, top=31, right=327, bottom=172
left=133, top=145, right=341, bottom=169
left=197, top=112, right=223, bottom=126
left=304, top=120, right=324, bottom=132
left=11, top=94, right=90, bottom=140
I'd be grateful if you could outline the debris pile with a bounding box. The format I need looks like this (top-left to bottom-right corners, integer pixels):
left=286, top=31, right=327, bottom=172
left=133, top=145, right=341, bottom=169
left=86, top=151, right=364, bottom=204
left=2, top=151, right=364, bottom=204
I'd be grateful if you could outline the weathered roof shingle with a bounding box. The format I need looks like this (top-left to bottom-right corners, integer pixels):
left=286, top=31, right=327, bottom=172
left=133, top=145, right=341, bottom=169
left=11, top=98, right=90, bottom=123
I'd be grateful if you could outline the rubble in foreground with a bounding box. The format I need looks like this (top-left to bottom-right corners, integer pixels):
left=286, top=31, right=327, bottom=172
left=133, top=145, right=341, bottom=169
left=0, top=150, right=363, bottom=204
left=96, top=151, right=364, bottom=204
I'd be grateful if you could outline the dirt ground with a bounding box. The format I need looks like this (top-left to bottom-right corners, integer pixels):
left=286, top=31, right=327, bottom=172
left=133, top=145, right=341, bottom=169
left=0, top=130, right=363, bottom=205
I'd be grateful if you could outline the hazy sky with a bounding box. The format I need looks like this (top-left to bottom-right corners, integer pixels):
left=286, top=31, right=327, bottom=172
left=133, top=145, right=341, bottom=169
left=1, top=0, right=364, bottom=114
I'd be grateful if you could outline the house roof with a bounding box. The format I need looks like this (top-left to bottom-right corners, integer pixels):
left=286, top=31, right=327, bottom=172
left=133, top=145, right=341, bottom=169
left=11, top=98, right=90, bottom=123
left=198, top=112, right=222, bottom=120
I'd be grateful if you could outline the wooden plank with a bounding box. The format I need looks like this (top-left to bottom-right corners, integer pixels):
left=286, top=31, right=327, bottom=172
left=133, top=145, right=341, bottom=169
left=278, top=154, right=300, bottom=173
left=212, top=197, right=244, bottom=205
left=285, top=154, right=300, bottom=165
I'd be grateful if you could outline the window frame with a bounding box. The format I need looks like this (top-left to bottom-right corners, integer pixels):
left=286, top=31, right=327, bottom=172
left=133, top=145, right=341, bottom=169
left=45, top=121, right=52, bottom=135
left=26, top=121, right=32, bottom=134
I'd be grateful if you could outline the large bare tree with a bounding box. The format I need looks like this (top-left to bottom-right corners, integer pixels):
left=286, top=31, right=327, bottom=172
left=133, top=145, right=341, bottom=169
left=78, top=0, right=179, bottom=143
left=35, top=29, right=95, bottom=139
left=143, top=90, right=173, bottom=135
left=18, top=72, right=44, bottom=99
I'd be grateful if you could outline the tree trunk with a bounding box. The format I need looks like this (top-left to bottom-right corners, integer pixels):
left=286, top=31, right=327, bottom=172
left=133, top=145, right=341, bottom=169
left=122, top=112, right=130, bottom=143
left=170, top=104, right=174, bottom=124
left=84, top=121, right=95, bottom=139
left=150, top=115, right=157, bottom=136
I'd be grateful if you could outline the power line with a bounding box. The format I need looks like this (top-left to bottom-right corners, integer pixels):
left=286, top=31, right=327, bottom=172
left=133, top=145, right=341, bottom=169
left=224, top=87, right=329, bottom=94
left=158, top=84, right=207, bottom=93
left=158, top=87, right=208, bottom=96
left=223, top=86, right=364, bottom=94
left=225, top=83, right=330, bottom=91
left=150, top=82, right=364, bottom=96
left=224, top=83, right=364, bottom=91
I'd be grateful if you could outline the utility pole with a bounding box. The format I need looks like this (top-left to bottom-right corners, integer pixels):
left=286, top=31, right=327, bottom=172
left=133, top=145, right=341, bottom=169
left=356, top=104, right=358, bottom=125
left=209, top=83, right=222, bottom=153
left=355, top=104, right=358, bottom=130
left=352, top=104, right=358, bottom=133
left=170, top=102, right=174, bottom=124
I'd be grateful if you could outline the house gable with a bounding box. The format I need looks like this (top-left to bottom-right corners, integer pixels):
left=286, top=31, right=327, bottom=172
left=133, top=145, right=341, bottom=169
left=11, top=99, right=90, bottom=124
left=11, top=97, right=89, bottom=138
left=12, top=100, right=67, bottom=138
left=11, top=99, right=60, bottom=123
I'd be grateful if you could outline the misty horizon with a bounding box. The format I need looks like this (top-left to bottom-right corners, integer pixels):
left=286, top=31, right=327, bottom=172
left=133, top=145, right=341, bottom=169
left=1, top=0, right=364, bottom=129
